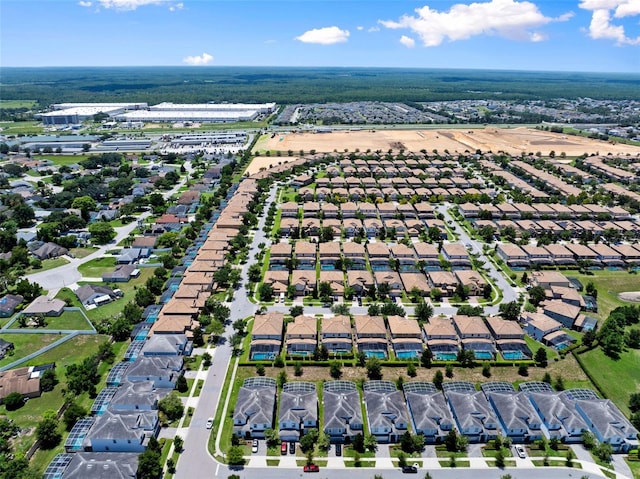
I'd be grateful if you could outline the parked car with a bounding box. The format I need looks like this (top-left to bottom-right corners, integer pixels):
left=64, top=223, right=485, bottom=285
left=281, top=442, right=288, bottom=455
left=402, top=465, right=418, bottom=473
left=289, top=441, right=296, bottom=454
left=335, top=443, right=342, bottom=456
left=205, top=417, right=213, bottom=429
left=515, top=445, right=526, bottom=459
left=252, top=439, right=259, bottom=453
left=303, top=464, right=320, bottom=473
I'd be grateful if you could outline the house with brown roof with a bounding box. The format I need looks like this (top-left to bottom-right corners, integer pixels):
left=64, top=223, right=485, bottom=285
left=565, top=243, right=601, bottom=267
left=363, top=218, right=383, bottom=238
left=423, top=316, right=459, bottom=359
left=588, top=243, right=625, bottom=268
left=550, top=286, right=585, bottom=309
left=250, top=312, right=284, bottom=360
left=342, top=218, right=363, bottom=237
left=521, top=244, right=553, bottom=267
left=132, top=236, right=158, bottom=249
left=453, top=315, right=495, bottom=359
left=354, top=315, right=388, bottom=358
left=523, top=312, right=562, bottom=341
left=390, top=243, right=416, bottom=270
left=322, top=218, right=342, bottom=236
left=496, top=243, right=529, bottom=268
left=612, top=243, right=640, bottom=265
left=321, top=315, right=353, bottom=354
left=301, top=217, right=321, bottom=237
left=413, top=242, right=440, bottom=269
left=322, top=202, right=339, bottom=219
left=531, top=271, right=572, bottom=289
left=441, top=243, right=471, bottom=269
left=373, top=271, right=403, bottom=298
left=359, top=202, right=377, bottom=218
left=291, top=270, right=316, bottom=297
left=404, top=219, right=424, bottom=237
left=0, top=366, right=41, bottom=402
left=22, top=296, right=65, bottom=317
left=367, top=242, right=391, bottom=270
left=387, top=316, right=423, bottom=359
left=319, top=242, right=341, bottom=270
left=427, top=271, right=458, bottom=296
left=303, top=202, right=321, bottom=218
left=280, top=217, right=300, bottom=236
left=286, top=315, right=317, bottom=357
left=318, top=270, right=345, bottom=297
left=542, top=300, right=581, bottom=329
left=342, top=241, right=366, bottom=269
left=400, top=272, right=430, bottom=297
left=263, top=270, right=289, bottom=295
left=281, top=202, right=300, bottom=218
left=454, top=270, right=487, bottom=296
left=341, top=202, right=358, bottom=218
left=486, top=316, right=531, bottom=360
left=347, top=270, right=374, bottom=295
left=294, top=241, right=317, bottom=270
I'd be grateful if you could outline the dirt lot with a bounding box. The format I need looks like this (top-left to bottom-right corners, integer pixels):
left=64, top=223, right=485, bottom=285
left=253, top=127, right=640, bottom=158
left=244, top=156, right=300, bottom=176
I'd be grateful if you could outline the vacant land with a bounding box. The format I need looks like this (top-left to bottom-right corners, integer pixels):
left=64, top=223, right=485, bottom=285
left=255, top=127, right=640, bottom=157
left=0, top=334, right=62, bottom=368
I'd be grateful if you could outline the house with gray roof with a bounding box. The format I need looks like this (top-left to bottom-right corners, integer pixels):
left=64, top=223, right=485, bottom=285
left=574, top=398, right=638, bottom=452
left=53, top=452, right=139, bottom=479
left=125, top=356, right=183, bottom=389
left=109, top=380, right=172, bottom=412
left=527, top=392, right=589, bottom=442
left=363, top=380, right=409, bottom=443
left=33, top=242, right=68, bottom=260
left=445, top=390, right=499, bottom=443
left=141, top=334, right=191, bottom=356
left=323, top=381, right=363, bottom=443
left=83, top=409, right=158, bottom=453
left=403, top=382, right=454, bottom=443
left=233, top=377, right=277, bottom=439
left=486, top=392, right=542, bottom=442
left=278, top=381, right=318, bottom=442
left=22, top=295, right=65, bottom=316
left=102, top=264, right=140, bottom=283
left=0, top=294, right=23, bottom=318
left=75, top=284, right=119, bottom=308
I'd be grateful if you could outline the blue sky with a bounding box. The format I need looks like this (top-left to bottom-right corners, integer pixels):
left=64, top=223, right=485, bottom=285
left=1, top=0, right=638, bottom=72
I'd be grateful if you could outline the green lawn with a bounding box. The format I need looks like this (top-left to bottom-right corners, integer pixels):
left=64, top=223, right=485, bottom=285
left=77, top=256, right=117, bottom=277
left=0, top=121, right=43, bottom=135
left=0, top=100, right=37, bottom=109
left=625, top=458, right=640, bottom=479
left=42, top=154, right=89, bottom=166
left=70, top=247, right=99, bottom=258
left=577, top=346, right=640, bottom=415
left=41, top=310, right=94, bottom=331
left=0, top=334, right=63, bottom=368
left=23, top=334, right=110, bottom=370
left=26, top=257, right=69, bottom=274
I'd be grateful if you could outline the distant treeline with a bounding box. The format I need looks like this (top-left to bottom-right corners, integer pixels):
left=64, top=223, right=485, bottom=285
left=2, top=67, right=640, bottom=107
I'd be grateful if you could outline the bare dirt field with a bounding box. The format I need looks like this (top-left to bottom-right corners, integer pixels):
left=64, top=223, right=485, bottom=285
left=618, top=292, right=640, bottom=303
left=244, top=156, right=300, bottom=176
left=253, top=127, right=640, bottom=158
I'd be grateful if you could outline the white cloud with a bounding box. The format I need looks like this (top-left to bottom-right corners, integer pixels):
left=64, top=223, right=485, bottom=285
left=368, top=26, right=380, bottom=32
left=169, top=2, right=183, bottom=11
left=400, top=35, right=416, bottom=47
left=78, top=1, right=92, bottom=6
left=94, top=0, right=169, bottom=10
left=357, top=25, right=364, bottom=31
left=183, top=52, right=213, bottom=65
left=379, top=0, right=570, bottom=46
left=579, top=0, right=640, bottom=44
left=295, top=26, right=350, bottom=45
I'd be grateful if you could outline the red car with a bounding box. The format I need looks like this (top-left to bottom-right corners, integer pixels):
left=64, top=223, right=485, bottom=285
left=303, top=464, right=320, bottom=473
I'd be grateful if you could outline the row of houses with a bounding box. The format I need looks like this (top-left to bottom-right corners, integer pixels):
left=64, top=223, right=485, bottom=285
left=250, top=313, right=534, bottom=361
left=281, top=200, right=437, bottom=220
left=233, top=377, right=638, bottom=452
left=476, top=218, right=640, bottom=240
left=459, top=201, right=631, bottom=221
left=497, top=241, right=640, bottom=269
left=263, top=266, right=486, bottom=299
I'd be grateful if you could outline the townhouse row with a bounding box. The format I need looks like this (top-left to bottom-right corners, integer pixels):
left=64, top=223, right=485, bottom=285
left=250, top=313, right=541, bottom=362
left=233, top=377, right=638, bottom=452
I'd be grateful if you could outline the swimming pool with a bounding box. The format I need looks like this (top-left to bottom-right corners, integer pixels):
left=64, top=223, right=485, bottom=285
left=365, top=351, right=387, bottom=359
left=435, top=352, right=457, bottom=361
left=473, top=351, right=494, bottom=360
left=502, top=351, right=527, bottom=360
left=396, top=351, right=419, bottom=359
left=252, top=353, right=276, bottom=361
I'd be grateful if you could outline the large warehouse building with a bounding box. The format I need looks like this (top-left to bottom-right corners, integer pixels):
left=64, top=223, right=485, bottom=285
left=38, top=103, right=148, bottom=125
left=115, top=102, right=276, bottom=123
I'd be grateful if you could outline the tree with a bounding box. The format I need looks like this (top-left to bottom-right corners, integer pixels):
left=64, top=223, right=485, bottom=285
left=63, top=401, right=87, bottom=431
left=299, top=428, right=319, bottom=453
left=71, top=195, right=97, bottom=221
left=264, top=428, right=280, bottom=448
left=294, top=362, right=303, bottom=377
left=415, top=301, right=434, bottom=323
left=400, top=431, right=414, bottom=453
left=421, top=348, right=433, bottom=368
left=352, top=432, right=365, bottom=453
left=534, top=347, right=548, bottom=367
left=290, top=305, right=304, bottom=318
left=629, top=392, right=640, bottom=412
left=445, top=364, right=454, bottom=378
left=433, top=370, right=444, bottom=390
left=518, top=364, right=529, bottom=376
left=364, top=433, right=378, bottom=452
left=407, top=362, right=417, bottom=377
left=88, top=222, right=116, bottom=244
left=257, top=283, right=274, bottom=301
left=365, top=357, right=382, bottom=380
left=593, top=442, right=613, bottom=462
left=36, top=416, right=62, bottom=449
left=445, top=428, right=459, bottom=452
left=495, top=448, right=506, bottom=468
left=329, top=361, right=342, bottom=379
left=3, top=392, right=24, bottom=411
left=528, top=286, right=546, bottom=307
left=482, top=363, right=492, bottom=378
left=137, top=438, right=162, bottom=479
left=40, top=368, right=58, bottom=392
left=158, top=392, right=184, bottom=422
left=175, top=374, right=189, bottom=393
left=499, top=301, right=521, bottom=321
left=226, top=445, right=245, bottom=465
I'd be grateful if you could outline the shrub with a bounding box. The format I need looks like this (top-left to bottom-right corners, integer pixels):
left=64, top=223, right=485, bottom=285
left=3, top=392, right=24, bottom=411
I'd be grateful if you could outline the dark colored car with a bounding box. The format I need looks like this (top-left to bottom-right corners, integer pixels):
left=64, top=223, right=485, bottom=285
left=289, top=441, right=296, bottom=454
left=335, top=443, right=342, bottom=456
left=303, top=464, right=320, bottom=473
left=402, top=465, right=418, bottom=474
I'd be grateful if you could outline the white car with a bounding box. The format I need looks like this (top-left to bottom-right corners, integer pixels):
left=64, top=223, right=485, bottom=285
left=206, top=417, right=214, bottom=429
left=252, top=439, right=259, bottom=453
left=515, top=445, right=526, bottom=458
